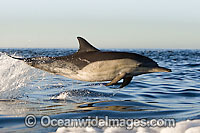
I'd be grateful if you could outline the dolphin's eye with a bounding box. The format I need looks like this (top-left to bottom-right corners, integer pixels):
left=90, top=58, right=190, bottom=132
left=138, top=64, right=143, bottom=67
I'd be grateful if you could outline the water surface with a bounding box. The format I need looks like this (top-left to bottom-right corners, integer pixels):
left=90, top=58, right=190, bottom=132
left=0, top=48, right=199, bottom=132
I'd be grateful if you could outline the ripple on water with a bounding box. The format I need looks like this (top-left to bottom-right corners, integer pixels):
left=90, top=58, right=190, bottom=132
left=0, top=49, right=200, bottom=132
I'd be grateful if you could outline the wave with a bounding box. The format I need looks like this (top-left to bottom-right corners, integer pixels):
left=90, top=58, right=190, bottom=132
left=56, top=119, right=200, bottom=133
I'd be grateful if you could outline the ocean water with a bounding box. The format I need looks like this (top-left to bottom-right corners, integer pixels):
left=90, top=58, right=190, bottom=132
left=0, top=48, right=200, bottom=133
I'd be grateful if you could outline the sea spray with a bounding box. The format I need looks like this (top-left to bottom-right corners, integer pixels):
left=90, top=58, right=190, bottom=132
left=0, top=53, right=44, bottom=99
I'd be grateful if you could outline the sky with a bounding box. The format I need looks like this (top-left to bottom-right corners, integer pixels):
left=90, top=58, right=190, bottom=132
left=0, top=0, right=200, bottom=49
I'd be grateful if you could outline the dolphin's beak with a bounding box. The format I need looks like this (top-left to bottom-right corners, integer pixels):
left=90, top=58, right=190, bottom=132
left=149, top=67, right=172, bottom=72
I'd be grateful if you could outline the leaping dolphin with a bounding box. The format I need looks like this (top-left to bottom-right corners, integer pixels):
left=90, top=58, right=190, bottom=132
left=10, top=37, right=171, bottom=88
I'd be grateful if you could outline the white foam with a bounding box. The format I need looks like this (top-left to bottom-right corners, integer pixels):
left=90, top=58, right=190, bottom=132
left=0, top=53, right=43, bottom=99
left=159, top=119, right=200, bottom=133
left=51, top=91, right=71, bottom=100
left=57, top=127, right=101, bottom=133
left=56, top=119, right=200, bottom=133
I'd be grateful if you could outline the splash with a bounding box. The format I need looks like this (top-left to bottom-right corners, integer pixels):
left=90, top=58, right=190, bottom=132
left=0, top=53, right=44, bottom=99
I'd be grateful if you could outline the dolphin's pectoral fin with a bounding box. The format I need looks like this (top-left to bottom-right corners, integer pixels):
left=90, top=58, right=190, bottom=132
left=119, top=76, right=133, bottom=88
left=105, top=73, right=126, bottom=86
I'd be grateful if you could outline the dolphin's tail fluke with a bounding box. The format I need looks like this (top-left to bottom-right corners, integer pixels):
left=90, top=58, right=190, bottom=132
left=8, top=55, right=54, bottom=70
left=7, top=55, right=24, bottom=60
left=7, top=55, right=33, bottom=63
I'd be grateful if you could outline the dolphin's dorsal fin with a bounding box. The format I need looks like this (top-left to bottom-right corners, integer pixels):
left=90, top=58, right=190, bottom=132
left=77, top=37, right=100, bottom=53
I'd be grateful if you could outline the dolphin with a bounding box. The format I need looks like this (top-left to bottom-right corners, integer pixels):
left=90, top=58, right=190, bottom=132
left=10, top=37, right=171, bottom=88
